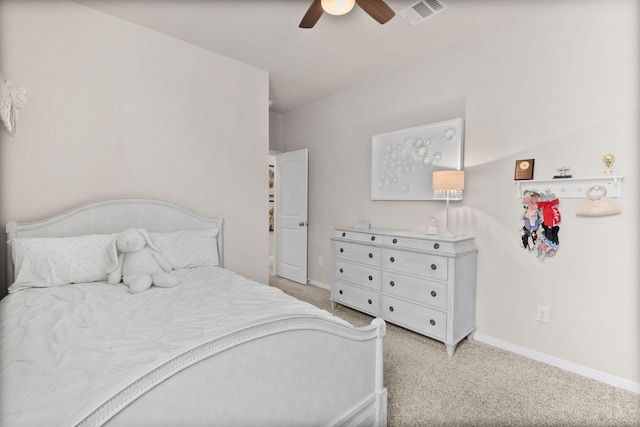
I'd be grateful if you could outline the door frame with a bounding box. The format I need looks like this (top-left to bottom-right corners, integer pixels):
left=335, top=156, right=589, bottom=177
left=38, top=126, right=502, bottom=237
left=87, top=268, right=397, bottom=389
left=274, top=149, right=309, bottom=284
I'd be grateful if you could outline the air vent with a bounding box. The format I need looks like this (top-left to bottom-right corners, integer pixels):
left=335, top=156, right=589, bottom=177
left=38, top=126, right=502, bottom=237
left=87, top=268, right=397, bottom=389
left=399, top=0, right=449, bottom=25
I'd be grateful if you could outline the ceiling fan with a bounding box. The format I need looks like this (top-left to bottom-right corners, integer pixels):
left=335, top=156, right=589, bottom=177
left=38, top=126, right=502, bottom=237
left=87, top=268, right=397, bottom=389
left=299, top=0, right=396, bottom=28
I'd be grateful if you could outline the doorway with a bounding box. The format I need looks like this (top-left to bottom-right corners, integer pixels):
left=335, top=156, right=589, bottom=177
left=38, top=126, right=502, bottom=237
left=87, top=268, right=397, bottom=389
left=268, top=149, right=309, bottom=284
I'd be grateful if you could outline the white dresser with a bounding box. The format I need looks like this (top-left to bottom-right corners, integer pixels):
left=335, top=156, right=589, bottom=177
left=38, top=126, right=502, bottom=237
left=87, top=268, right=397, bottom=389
left=331, top=228, right=477, bottom=356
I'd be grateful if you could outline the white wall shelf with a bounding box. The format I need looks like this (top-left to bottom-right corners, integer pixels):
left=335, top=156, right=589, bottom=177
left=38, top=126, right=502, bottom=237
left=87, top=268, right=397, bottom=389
left=515, top=176, right=623, bottom=198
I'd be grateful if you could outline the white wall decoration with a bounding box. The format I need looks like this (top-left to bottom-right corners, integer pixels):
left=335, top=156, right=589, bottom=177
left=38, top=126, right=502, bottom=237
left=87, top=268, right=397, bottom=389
left=371, top=118, right=464, bottom=200
left=0, top=73, right=27, bottom=137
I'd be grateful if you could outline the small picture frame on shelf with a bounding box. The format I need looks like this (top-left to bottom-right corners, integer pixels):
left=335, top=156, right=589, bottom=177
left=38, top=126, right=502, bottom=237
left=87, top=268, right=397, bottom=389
left=514, top=159, right=535, bottom=180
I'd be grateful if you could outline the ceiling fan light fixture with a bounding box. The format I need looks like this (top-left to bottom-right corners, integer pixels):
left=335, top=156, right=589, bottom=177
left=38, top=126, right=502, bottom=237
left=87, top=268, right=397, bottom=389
left=321, top=0, right=356, bottom=16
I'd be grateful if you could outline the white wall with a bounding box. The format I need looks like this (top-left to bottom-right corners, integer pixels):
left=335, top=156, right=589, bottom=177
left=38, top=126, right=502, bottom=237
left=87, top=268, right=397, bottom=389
left=269, top=111, right=284, bottom=153
left=283, top=1, right=639, bottom=386
left=0, top=0, right=270, bottom=292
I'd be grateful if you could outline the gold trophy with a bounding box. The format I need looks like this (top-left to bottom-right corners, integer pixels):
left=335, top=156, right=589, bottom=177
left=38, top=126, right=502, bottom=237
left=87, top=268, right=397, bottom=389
left=602, top=154, right=614, bottom=175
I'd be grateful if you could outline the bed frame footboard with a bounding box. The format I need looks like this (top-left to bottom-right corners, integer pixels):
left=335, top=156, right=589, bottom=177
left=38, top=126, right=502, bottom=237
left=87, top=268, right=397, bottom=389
left=77, top=315, right=387, bottom=427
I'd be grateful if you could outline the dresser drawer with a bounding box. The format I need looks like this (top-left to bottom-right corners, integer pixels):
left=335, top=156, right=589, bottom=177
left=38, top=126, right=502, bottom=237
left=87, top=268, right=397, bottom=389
left=333, top=281, right=379, bottom=316
left=383, top=235, right=455, bottom=254
left=382, top=248, right=448, bottom=281
left=333, top=241, right=381, bottom=266
left=380, top=295, right=447, bottom=340
left=382, top=272, right=448, bottom=310
left=334, top=230, right=383, bottom=244
left=334, top=260, right=381, bottom=290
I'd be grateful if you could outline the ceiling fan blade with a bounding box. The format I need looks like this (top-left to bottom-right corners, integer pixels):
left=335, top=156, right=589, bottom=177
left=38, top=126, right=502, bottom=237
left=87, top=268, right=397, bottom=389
left=356, top=0, right=395, bottom=24
left=299, top=0, right=324, bottom=28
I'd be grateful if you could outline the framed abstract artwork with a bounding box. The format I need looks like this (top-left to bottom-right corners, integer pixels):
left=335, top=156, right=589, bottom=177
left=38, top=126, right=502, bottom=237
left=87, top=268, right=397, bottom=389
left=371, top=118, right=465, bottom=200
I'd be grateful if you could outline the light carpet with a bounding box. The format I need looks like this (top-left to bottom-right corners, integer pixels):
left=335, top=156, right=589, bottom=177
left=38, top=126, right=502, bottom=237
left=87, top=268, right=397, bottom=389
left=269, top=275, right=640, bottom=427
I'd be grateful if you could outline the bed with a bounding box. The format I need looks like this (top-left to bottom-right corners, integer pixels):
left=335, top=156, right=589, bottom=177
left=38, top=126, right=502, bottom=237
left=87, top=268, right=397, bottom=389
left=1, top=198, right=387, bottom=427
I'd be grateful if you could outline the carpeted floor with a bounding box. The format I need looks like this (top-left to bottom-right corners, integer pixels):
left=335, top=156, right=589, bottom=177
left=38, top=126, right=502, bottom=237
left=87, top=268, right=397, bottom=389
left=269, top=275, right=640, bottom=427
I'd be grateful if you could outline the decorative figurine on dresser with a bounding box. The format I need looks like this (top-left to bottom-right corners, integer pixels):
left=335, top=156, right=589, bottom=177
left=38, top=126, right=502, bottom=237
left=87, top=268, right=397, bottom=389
left=331, top=228, right=477, bottom=356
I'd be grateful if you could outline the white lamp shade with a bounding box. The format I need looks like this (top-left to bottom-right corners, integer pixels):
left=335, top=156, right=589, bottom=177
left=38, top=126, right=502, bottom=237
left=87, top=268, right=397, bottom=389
left=321, top=0, right=356, bottom=15
left=432, top=171, right=465, bottom=191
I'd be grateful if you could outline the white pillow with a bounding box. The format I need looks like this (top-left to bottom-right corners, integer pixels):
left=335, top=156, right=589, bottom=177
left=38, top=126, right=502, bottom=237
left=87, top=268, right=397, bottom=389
left=9, top=234, right=116, bottom=292
left=150, top=229, right=219, bottom=269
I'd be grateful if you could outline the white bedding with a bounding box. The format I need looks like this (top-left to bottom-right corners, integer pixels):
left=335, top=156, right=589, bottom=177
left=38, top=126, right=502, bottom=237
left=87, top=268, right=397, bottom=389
left=0, top=266, right=345, bottom=426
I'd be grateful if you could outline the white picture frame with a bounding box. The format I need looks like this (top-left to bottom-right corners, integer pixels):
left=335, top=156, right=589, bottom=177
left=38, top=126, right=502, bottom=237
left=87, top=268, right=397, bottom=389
left=371, top=118, right=464, bottom=200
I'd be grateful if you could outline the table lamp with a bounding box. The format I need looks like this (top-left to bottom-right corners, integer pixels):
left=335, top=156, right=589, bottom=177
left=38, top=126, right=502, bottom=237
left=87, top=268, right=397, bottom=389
left=432, top=170, right=465, bottom=236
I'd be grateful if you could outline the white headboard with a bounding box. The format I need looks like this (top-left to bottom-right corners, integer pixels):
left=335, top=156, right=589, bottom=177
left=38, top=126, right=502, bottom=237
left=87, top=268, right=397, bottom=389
left=6, top=198, right=224, bottom=284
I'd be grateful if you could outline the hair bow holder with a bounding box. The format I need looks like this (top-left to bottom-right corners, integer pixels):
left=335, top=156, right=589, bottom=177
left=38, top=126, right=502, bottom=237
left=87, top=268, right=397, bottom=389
left=520, top=190, right=561, bottom=261
left=0, top=72, right=27, bottom=137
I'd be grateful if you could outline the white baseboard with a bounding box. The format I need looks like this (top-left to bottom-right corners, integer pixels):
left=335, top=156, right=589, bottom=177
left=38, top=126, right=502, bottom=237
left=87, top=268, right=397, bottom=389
left=474, top=332, right=640, bottom=394
left=307, top=279, right=330, bottom=290
left=304, top=279, right=639, bottom=394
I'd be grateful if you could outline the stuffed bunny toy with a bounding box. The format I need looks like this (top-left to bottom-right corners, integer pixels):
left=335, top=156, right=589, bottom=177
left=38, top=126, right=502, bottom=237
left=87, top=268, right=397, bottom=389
left=107, top=228, right=179, bottom=293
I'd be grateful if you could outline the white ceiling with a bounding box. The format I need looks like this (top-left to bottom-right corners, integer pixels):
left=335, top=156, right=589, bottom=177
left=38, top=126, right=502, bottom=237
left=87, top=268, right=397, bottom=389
left=73, top=0, right=558, bottom=113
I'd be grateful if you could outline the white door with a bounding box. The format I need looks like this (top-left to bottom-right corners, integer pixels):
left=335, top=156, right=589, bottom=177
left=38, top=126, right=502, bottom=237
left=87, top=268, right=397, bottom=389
left=275, top=149, right=308, bottom=284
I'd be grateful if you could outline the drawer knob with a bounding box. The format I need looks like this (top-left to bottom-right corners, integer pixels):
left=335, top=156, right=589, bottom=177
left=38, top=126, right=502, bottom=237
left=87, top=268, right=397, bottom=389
left=342, top=232, right=346, bottom=237
left=433, top=243, right=440, bottom=249
left=340, top=248, right=344, bottom=253
left=369, top=253, right=373, bottom=258
left=430, top=319, right=436, bottom=326
left=392, top=238, right=398, bottom=244
left=431, top=290, right=437, bottom=297
left=339, top=268, right=343, bottom=273
left=431, top=264, right=437, bottom=270
left=368, top=299, right=373, bottom=305
left=390, top=257, right=395, bottom=263
left=368, top=275, right=373, bottom=281
left=339, top=290, right=343, bottom=295
left=389, top=306, right=394, bottom=312
left=371, top=236, right=376, bottom=241
left=390, top=281, right=395, bottom=287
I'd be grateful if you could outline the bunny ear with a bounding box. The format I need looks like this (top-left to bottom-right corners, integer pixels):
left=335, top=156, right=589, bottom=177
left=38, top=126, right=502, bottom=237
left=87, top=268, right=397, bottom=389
left=105, top=236, right=120, bottom=274
left=137, top=228, right=160, bottom=252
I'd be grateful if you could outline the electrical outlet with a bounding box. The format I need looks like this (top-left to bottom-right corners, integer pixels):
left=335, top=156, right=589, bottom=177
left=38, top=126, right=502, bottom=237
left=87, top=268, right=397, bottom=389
left=318, top=256, right=324, bottom=266
left=536, top=305, right=550, bottom=323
